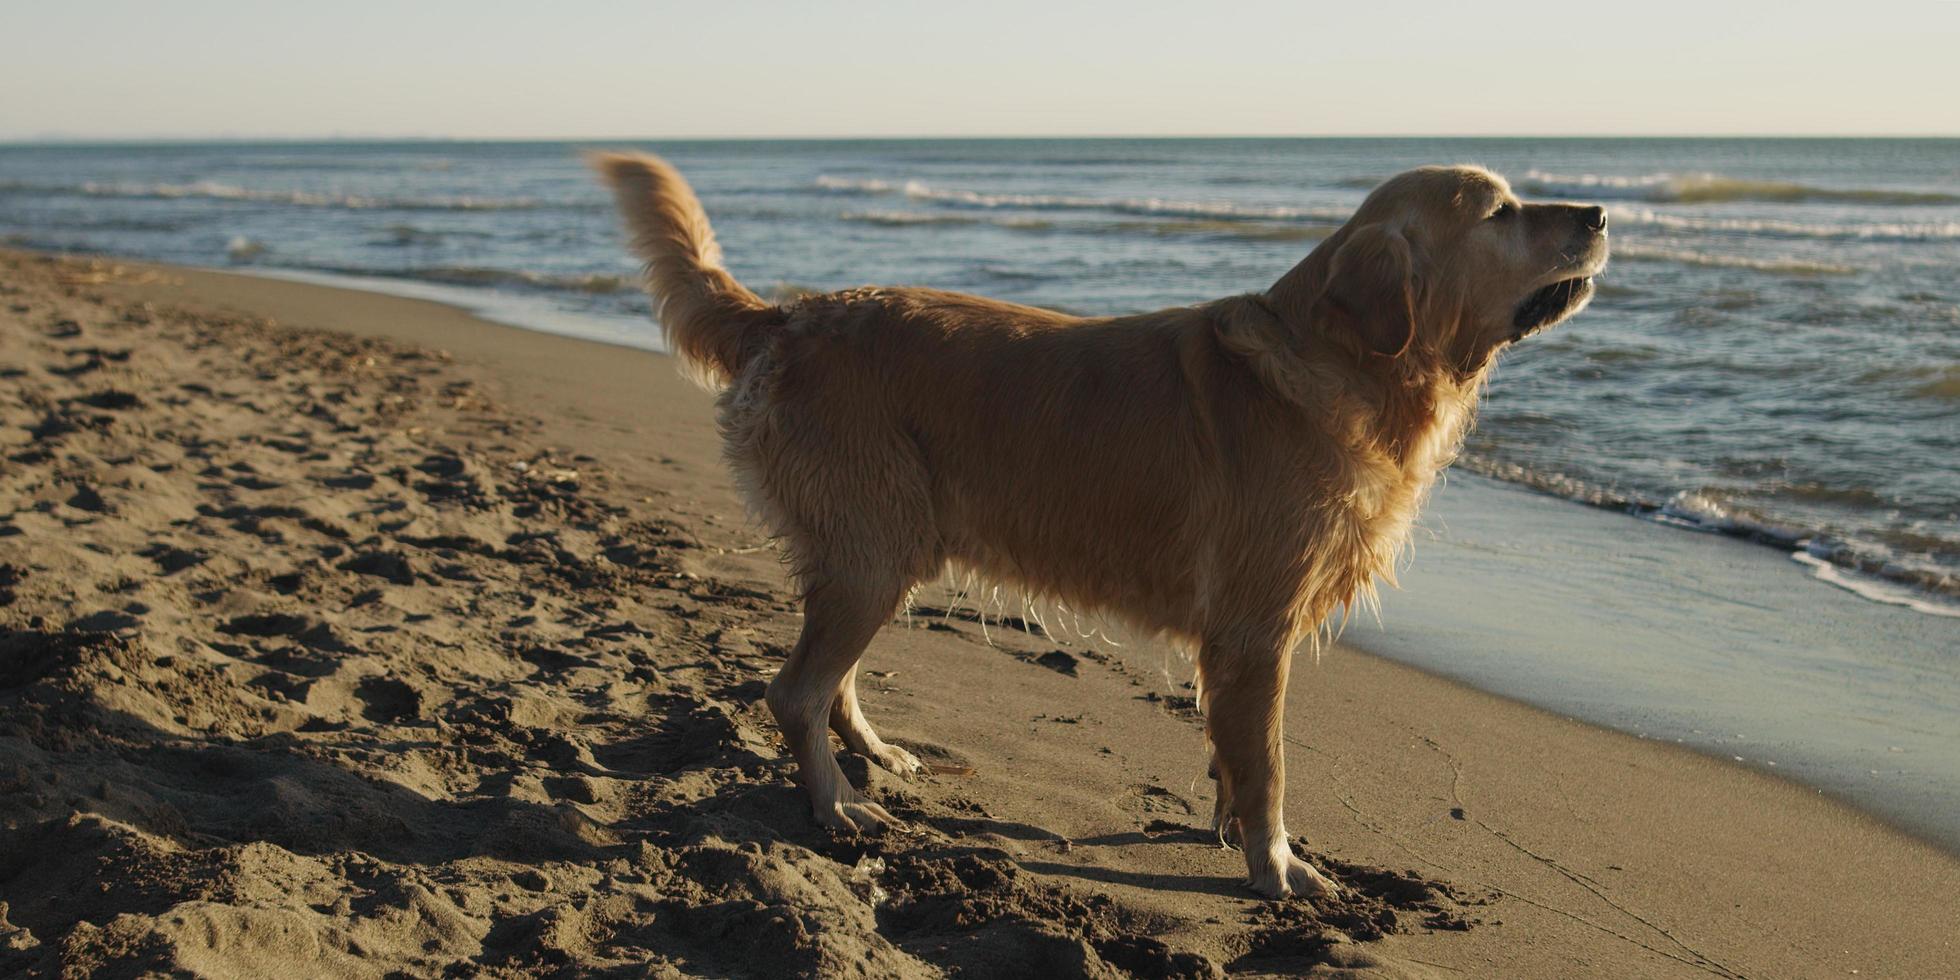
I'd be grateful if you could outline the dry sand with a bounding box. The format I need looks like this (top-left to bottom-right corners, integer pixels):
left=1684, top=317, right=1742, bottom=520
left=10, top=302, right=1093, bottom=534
left=2, top=248, right=1956, bottom=978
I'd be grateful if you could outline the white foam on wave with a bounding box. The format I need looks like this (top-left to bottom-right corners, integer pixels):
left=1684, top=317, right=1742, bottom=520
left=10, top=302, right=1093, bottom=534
left=838, top=210, right=1059, bottom=233
left=67, top=180, right=543, bottom=211
left=815, top=175, right=895, bottom=193
left=1657, top=491, right=1806, bottom=545
left=815, top=175, right=1349, bottom=223
left=1612, top=206, right=1960, bottom=242
left=1792, top=552, right=1960, bottom=618
left=1522, top=169, right=1960, bottom=206
left=839, top=209, right=978, bottom=226
left=1662, top=491, right=1960, bottom=615
left=1525, top=170, right=1681, bottom=194
left=1454, top=465, right=1960, bottom=617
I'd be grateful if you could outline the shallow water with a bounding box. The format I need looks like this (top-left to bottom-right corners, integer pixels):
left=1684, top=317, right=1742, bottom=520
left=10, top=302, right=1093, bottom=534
left=2, top=138, right=1955, bottom=610
left=1358, top=474, right=1960, bottom=851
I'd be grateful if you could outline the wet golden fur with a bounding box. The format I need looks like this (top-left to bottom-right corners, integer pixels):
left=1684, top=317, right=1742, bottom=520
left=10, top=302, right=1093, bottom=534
left=593, top=152, right=1608, bottom=898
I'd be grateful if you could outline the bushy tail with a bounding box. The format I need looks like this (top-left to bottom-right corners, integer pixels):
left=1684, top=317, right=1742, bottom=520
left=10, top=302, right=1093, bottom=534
left=588, top=151, right=778, bottom=385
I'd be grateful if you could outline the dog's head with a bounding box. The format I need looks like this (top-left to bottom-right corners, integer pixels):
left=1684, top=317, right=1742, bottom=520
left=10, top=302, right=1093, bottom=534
left=1271, top=165, right=1608, bottom=373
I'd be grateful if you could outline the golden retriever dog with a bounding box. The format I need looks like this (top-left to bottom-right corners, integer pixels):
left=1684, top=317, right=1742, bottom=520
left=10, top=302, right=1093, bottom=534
left=593, top=152, right=1607, bottom=899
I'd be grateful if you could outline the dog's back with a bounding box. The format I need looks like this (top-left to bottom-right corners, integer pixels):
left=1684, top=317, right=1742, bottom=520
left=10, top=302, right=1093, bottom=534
left=728, top=284, right=1328, bottom=641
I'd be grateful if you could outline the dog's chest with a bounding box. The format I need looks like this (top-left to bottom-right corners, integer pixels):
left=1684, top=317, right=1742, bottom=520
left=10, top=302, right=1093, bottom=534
left=1320, top=395, right=1472, bottom=584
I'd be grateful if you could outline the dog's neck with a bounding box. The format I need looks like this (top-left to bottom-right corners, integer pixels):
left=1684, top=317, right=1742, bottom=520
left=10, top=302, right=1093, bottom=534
left=1224, top=293, right=1485, bottom=477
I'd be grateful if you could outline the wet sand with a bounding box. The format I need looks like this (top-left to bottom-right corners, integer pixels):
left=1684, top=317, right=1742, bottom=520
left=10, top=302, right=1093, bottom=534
left=2, top=249, right=1956, bottom=977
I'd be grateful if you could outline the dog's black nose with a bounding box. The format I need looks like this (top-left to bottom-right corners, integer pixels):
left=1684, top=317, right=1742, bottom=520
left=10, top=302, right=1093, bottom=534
left=1579, top=206, right=1607, bottom=232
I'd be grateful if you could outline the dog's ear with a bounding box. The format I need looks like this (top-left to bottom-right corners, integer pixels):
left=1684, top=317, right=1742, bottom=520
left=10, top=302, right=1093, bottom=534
left=1314, top=224, right=1416, bottom=358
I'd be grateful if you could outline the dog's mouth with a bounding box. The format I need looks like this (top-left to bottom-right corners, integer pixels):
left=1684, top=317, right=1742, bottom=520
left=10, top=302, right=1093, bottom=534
left=1511, top=276, right=1595, bottom=337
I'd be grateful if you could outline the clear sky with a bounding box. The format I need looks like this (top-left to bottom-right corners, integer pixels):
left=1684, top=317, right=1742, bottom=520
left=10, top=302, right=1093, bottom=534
left=5, top=0, right=1957, bottom=140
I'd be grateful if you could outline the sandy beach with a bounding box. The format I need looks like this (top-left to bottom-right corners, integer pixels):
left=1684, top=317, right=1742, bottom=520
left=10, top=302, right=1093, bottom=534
left=3, top=247, right=1957, bottom=977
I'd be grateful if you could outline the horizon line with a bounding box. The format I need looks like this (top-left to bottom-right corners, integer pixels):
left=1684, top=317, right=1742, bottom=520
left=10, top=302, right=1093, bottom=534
left=4, top=132, right=1959, bottom=146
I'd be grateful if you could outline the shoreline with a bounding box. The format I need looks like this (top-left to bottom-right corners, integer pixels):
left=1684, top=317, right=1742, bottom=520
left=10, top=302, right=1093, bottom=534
left=4, top=248, right=1957, bottom=975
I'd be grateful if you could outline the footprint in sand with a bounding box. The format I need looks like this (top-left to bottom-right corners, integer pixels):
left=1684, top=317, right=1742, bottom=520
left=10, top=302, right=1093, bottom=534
left=354, top=676, right=423, bottom=725
left=1125, top=783, right=1196, bottom=816
left=138, top=543, right=207, bottom=574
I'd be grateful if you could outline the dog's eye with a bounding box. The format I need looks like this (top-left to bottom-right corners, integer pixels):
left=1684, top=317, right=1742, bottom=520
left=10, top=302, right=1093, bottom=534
left=1487, top=202, right=1517, bottom=221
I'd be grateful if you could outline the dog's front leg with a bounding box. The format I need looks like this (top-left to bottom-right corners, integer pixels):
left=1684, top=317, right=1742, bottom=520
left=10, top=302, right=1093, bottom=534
left=1200, top=629, right=1342, bottom=900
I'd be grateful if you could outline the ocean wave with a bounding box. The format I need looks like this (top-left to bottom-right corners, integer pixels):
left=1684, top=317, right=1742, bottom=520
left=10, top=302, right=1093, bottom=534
left=1109, top=219, right=1332, bottom=242
left=1654, top=490, right=1808, bottom=546
left=1521, top=169, right=1960, bottom=206
left=840, top=210, right=983, bottom=227
left=1612, top=207, right=1960, bottom=242
left=217, top=155, right=453, bottom=172
left=1612, top=244, right=1857, bottom=275
left=816, top=175, right=897, bottom=193
left=815, top=175, right=1351, bottom=223
left=839, top=210, right=1054, bottom=231
left=70, top=216, right=190, bottom=233
left=1, top=178, right=549, bottom=212
left=416, top=266, right=631, bottom=293
left=1791, top=552, right=1960, bottom=618
left=370, top=223, right=490, bottom=247
left=1457, top=456, right=1959, bottom=608
left=1664, top=493, right=1958, bottom=614
left=840, top=208, right=1327, bottom=242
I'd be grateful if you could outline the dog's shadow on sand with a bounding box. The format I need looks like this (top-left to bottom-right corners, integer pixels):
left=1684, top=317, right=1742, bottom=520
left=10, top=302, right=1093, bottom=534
left=1016, top=858, right=1251, bottom=898
left=913, top=813, right=1253, bottom=898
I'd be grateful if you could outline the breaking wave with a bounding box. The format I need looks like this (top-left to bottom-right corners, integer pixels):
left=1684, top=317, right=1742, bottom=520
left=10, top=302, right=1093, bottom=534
left=0, top=178, right=551, bottom=212
left=816, top=175, right=1350, bottom=223
left=841, top=209, right=1328, bottom=242
left=839, top=210, right=1053, bottom=231
left=1108, top=219, right=1331, bottom=242
left=1521, top=170, right=1960, bottom=206
left=1457, top=456, right=1959, bottom=608
left=1612, top=207, right=1960, bottom=242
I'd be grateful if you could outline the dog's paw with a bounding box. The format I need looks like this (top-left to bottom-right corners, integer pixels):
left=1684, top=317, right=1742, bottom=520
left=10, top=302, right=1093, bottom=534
left=1249, top=854, right=1343, bottom=901
left=816, top=797, right=903, bottom=834
left=869, top=743, right=923, bottom=777
left=1284, top=855, right=1343, bottom=898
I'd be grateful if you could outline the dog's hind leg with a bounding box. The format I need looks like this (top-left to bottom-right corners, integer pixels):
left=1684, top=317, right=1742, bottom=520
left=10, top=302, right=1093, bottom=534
left=831, top=671, right=923, bottom=775
left=1207, top=754, right=1237, bottom=846
left=1200, top=626, right=1342, bottom=900
left=767, top=574, right=910, bottom=832
left=740, top=389, right=937, bottom=831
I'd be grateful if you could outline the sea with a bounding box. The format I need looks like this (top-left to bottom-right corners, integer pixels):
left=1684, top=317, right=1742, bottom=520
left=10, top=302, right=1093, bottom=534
left=2, top=138, right=1956, bottom=616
